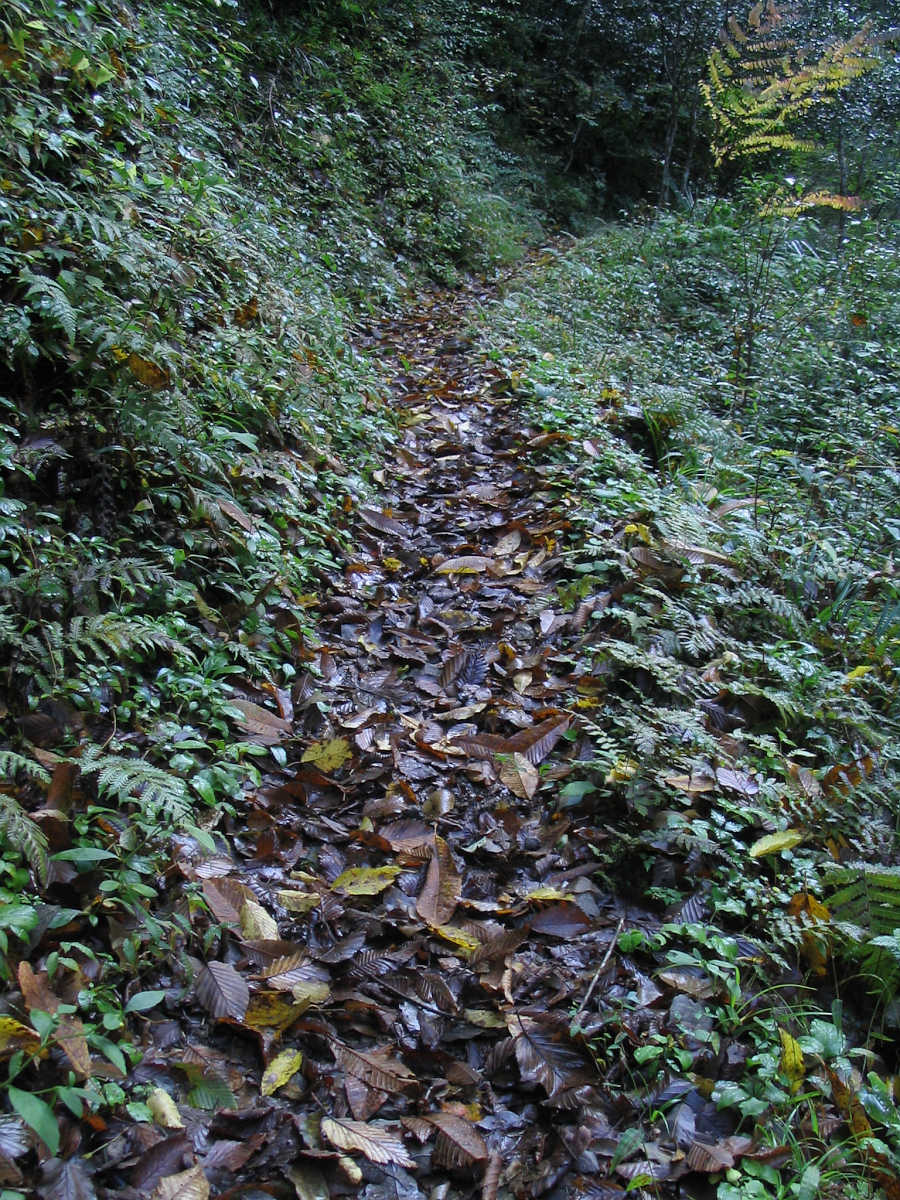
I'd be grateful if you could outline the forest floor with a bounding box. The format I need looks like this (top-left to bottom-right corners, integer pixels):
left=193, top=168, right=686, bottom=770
left=10, top=274, right=898, bottom=1200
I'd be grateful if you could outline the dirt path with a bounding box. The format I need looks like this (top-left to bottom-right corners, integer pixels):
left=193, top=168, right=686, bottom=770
left=100, top=282, right=703, bottom=1200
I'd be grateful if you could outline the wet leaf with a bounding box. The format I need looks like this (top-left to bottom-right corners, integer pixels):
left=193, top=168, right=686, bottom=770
left=150, top=1164, right=209, bottom=1200
left=36, top=1157, right=97, bottom=1200
left=261, top=1047, right=303, bottom=1095
left=240, top=898, right=279, bottom=940
left=195, top=962, right=249, bottom=1022
left=202, top=877, right=253, bottom=925
left=426, top=1110, right=488, bottom=1166
left=435, top=555, right=495, bottom=574
left=320, top=1117, right=414, bottom=1168
left=333, top=1042, right=418, bottom=1093
left=147, top=1088, right=183, bottom=1130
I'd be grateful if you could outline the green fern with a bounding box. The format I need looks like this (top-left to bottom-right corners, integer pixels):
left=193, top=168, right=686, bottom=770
left=81, top=749, right=192, bottom=827
left=0, top=753, right=50, bottom=885
left=23, top=276, right=77, bottom=345
left=826, top=863, right=900, bottom=939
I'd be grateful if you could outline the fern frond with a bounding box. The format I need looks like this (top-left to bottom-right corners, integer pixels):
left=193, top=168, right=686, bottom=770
left=68, top=614, right=194, bottom=662
left=23, top=276, right=77, bottom=345
left=0, top=750, right=51, bottom=786
left=827, top=863, right=900, bottom=938
left=0, top=793, right=49, bottom=886
left=81, top=750, right=192, bottom=826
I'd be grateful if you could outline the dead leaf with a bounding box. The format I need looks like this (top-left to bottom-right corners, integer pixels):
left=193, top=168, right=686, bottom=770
left=499, top=752, right=539, bottom=799
left=301, top=737, right=352, bottom=771
left=416, top=835, right=462, bottom=926
left=320, top=1117, right=414, bottom=1168
left=229, top=699, right=291, bottom=744
left=195, top=962, right=249, bottom=1022
left=261, top=1047, right=303, bottom=1096
left=150, top=1164, right=209, bottom=1200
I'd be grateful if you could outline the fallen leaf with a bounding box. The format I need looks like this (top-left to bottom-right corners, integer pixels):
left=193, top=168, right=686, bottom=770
left=332, top=865, right=402, bottom=895
left=261, top=1047, right=303, bottom=1096
left=301, top=737, right=352, bottom=771
left=499, top=752, right=539, bottom=799
left=150, top=1164, right=209, bottom=1200
left=416, top=835, right=462, bottom=926
left=195, top=962, right=249, bottom=1022
left=320, top=1117, right=414, bottom=1168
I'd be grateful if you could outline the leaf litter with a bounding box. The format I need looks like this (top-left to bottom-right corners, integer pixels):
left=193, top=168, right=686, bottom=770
left=5, top=277, right=882, bottom=1199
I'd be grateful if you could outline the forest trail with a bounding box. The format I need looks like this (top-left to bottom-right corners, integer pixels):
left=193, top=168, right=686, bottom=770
left=94, top=281, right=762, bottom=1200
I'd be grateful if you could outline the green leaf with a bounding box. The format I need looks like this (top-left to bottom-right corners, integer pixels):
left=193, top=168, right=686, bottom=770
left=53, top=847, right=119, bottom=866
left=125, top=989, right=166, bottom=1013
left=7, top=1086, right=59, bottom=1155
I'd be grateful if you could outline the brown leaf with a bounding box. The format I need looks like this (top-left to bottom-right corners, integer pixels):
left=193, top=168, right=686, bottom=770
left=416, top=835, right=461, bottom=926
left=333, top=1042, right=418, bottom=1093
left=508, top=1013, right=594, bottom=1098
left=36, top=1157, right=97, bottom=1200
left=452, top=714, right=569, bottom=766
left=202, top=877, right=253, bottom=926
left=150, top=1164, right=209, bottom=1200
left=498, top=752, right=539, bottom=799
left=426, top=1111, right=488, bottom=1167
left=217, top=499, right=254, bottom=531
left=195, top=962, right=249, bottom=1022
left=435, top=555, right=495, bottom=575
left=359, top=507, right=407, bottom=536
left=320, top=1117, right=414, bottom=1168
left=229, top=699, right=291, bottom=744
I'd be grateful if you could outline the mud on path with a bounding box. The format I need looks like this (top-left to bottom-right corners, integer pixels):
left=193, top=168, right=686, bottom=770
left=99, top=280, right=737, bottom=1200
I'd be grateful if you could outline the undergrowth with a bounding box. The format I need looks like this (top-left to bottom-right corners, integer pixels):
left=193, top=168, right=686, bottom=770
left=479, top=203, right=900, bottom=1194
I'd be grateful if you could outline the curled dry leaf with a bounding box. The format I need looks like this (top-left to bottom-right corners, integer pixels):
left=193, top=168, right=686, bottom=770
left=498, top=751, right=539, bottom=800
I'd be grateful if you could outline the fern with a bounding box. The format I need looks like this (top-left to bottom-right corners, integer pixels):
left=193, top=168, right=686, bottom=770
left=23, top=276, right=77, bottom=345
left=0, top=753, right=50, bottom=885
left=826, top=863, right=900, bottom=939
left=702, top=3, right=880, bottom=169
left=81, top=749, right=192, bottom=827
left=67, top=614, right=194, bottom=662
left=0, top=751, right=51, bottom=786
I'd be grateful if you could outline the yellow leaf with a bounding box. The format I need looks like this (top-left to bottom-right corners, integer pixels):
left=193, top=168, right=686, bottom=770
left=624, top=523, right=653, bottom=544
left=301, top=737, right=351, bottom=771
left=276, top=889, right=321, bottom=914
left=332, top=865, right=402, bottom=896
left=605, top=757, right=639, bottom=784
left=147, top=1087, right=183, bottom=1129
left=261, top=1047, right=303, bottom=1096
left=430, top=924, right=482, bottom=953
left=523, top=887, right=570, bottom=902
left=0, top=1016, right=42, bottom=1058
left=240, top=899, right=279, bottom=940
left=748, top=830, right=804, bottom=857
left=778, top=1028, right=805, bottom=1093
left=127, top=353, right=170, bottom=389
left=290, top=981, right=331, bottom=1013
left=842, top=664, right=874, bottom=690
